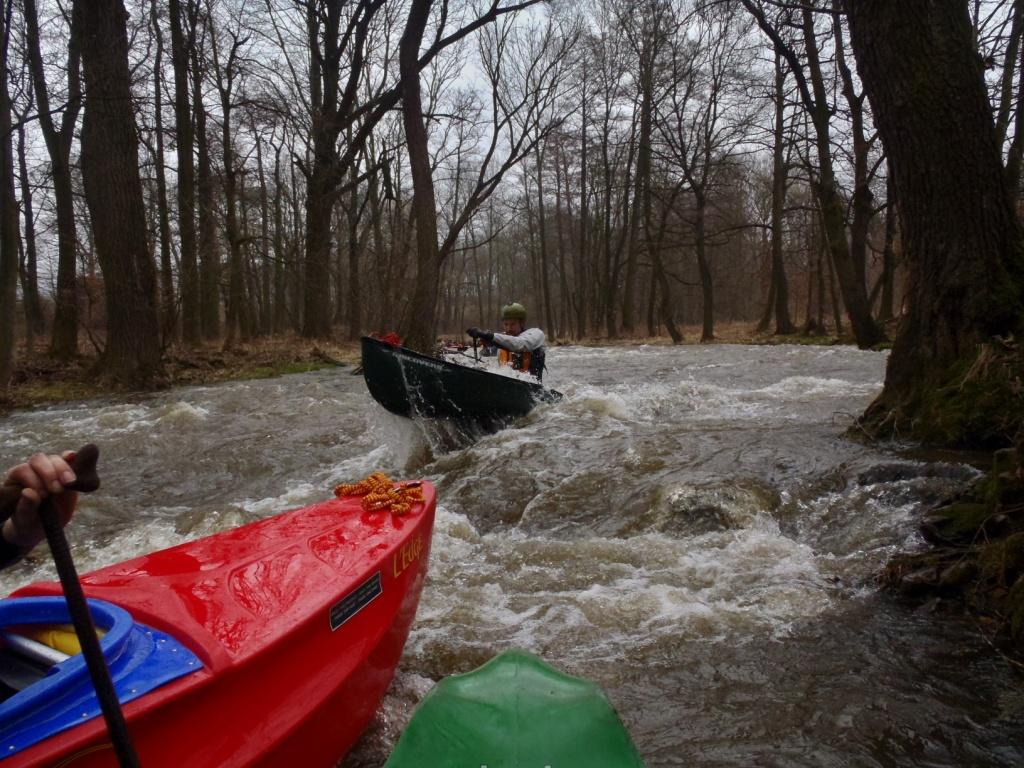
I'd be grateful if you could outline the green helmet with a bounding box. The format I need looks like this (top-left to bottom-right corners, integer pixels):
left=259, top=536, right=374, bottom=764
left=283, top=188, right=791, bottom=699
left=501, top=302, right=527, bottom=321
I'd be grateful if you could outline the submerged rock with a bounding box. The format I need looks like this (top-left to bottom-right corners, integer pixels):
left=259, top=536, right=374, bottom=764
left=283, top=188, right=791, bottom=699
left=656, top=482, right=778, bottom=535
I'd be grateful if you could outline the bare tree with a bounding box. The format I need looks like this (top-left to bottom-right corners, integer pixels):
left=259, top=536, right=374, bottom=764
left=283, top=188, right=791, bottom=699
left=23, top=0, right=82, bottom=359
left=0, top=0, right=18, bottom=386
left=657, top=0, right=760, bottom=342
left=740, top=0, right=884, bottom=348
left=170, top=0, right=201, bottom=344
left=399, top=0, right=561, bottom=351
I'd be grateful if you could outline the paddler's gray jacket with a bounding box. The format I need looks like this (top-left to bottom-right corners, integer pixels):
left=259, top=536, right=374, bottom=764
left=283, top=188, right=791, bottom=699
left=491, top=327, right=545, bottom=353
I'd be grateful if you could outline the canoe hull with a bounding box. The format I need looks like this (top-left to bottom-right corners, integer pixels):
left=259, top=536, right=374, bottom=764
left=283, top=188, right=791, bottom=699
left=361, top=336, right=559, bottom=428
left=6, top=486, right=436, bottom=767
left=384, top=649, right=646, bottom=768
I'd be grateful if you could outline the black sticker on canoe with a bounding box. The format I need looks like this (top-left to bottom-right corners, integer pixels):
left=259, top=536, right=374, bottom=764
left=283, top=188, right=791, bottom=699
left=330, top=571, right=383, bottom=631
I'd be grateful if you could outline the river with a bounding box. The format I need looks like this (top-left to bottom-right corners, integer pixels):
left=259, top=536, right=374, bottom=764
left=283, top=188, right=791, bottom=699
left=1, top=343, right=1022, bottom=766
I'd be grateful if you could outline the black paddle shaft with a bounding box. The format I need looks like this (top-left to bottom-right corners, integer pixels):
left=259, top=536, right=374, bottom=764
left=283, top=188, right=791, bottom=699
left=3, top=445, right=141, bottom=768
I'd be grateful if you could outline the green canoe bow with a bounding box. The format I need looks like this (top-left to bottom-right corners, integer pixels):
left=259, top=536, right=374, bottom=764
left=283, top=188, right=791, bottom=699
left=384, top=649, right=646, bottom=768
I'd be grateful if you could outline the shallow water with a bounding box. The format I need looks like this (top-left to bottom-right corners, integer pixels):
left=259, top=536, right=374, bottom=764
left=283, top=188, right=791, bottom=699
left=1, top=344, right=1021, bottom=766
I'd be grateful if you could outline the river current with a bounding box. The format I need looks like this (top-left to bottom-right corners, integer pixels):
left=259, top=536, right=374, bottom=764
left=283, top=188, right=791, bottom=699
left=1, top=344, right=1022, bottom=766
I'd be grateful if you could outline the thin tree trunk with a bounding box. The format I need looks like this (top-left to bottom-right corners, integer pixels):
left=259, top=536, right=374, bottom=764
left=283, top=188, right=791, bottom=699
left=694, top=194, right=714, bottom=342
left=535, top=145, right=555, bottom=338
left=995, top=1, right=1023, bottom=149
left=17, top=121, right=45, bottom=338
left=553, top=141, right=570, bottom=339
left=192, top=17, right=220, bottom=339
left=151, top=0, right=176, bottom=343
left=1005, top=6, right=1024, bottom=204
left=646, top=265, right=657, bottom=337
left=170, top=0, right=200, bottom=344
left=215, top=50, right=243, bottom=348
left=802, top=211, right=815, bottom=332
left=289, top=148, right=304, bottom=333
left=272, top=140, right=287, bottom=332
left=0, top=0, right=18, bottom=386
left=578, top=61, right=589, bottom=339
left=346, top=162, right=364, bottom=340
left=623, top=55, right=653, bottom=337
left=24, top=0, right=81, bottom=360
left=878, top=170, right=897, bottom=322
left=254, top=130, right=272, bottom=335
left=770, top=55, right=795, bottom=334
left=827, top=238, right=842, bottom=335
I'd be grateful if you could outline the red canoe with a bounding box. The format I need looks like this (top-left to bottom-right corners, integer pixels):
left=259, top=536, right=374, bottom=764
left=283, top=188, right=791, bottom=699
left=2, top=482, right=436, bottom=767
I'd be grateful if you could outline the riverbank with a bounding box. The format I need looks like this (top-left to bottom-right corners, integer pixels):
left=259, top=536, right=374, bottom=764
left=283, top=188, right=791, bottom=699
left=1, top=324, right=851, bottom=413
left=0, top=335, right=361, bottom=412
left=881, top=445, right=1024, bottom=655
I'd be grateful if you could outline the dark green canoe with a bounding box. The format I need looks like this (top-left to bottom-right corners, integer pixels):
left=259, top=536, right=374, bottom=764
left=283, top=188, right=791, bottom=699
left=361, top=336, right=561, bottom=430
left=384, top=649, right=646, bottom=768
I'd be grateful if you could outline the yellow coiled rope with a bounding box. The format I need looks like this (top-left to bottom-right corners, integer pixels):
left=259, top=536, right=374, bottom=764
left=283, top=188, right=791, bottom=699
left=334, top=472, right=424, bottom=515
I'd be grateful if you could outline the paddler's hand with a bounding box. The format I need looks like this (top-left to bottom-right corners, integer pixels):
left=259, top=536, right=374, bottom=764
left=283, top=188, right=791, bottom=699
left=2, top=451, right=79, bottom=550
left=466, top=327, right=494, bottom=343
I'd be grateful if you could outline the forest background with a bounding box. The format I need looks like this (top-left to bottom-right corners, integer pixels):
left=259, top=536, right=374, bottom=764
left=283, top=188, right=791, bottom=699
left=0, top=0, right=1021, bottom=450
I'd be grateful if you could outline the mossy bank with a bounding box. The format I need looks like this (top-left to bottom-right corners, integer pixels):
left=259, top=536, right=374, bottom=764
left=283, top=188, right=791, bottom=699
left=881, top=445, right=1024, bottom=652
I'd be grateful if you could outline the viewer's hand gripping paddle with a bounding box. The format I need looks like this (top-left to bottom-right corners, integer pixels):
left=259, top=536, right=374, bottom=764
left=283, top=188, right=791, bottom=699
left=0, top=445, right=140, bottom=767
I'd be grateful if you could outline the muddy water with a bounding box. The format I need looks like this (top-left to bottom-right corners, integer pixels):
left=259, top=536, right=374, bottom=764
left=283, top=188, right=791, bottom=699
left=1, top=344, right=1022, bottom=766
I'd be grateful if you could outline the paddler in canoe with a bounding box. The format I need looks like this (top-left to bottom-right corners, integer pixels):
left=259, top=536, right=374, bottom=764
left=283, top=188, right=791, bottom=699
left=1, top=450, right=79, bottom=570
left=466, top=301, right=548, bottom=381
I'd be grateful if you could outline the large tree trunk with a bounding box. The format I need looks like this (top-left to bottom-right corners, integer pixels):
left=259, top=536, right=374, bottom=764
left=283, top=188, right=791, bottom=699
left=847, top=1, right=1023, bottom=445
left=76, top=0, right=163, bottom=385
left=24, top=0, right=81, bottom=360
left=398, top=0, right=441, bottom=353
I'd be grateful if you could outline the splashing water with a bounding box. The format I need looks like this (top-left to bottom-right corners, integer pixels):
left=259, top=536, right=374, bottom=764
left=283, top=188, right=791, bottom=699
left=1, top=344, right=1019, bottom=767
